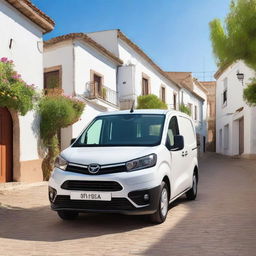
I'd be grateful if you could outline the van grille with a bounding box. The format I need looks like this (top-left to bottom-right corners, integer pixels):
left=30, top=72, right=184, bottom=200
left=65, top=164, right=127, bottom=175
left=53, top=196, right=134, bottom=210
left=61, top=180, right=123, bottom=191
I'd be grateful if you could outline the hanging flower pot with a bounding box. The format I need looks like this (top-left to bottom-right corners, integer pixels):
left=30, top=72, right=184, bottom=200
left=0, top=57, right=37, bottom=115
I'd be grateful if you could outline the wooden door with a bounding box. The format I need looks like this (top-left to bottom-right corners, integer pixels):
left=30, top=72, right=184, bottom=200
left=0, top=107, right=13, bottom=182
left=239, top=117, right=244, bottom=155
left=93, top=74, right=102, bottom=96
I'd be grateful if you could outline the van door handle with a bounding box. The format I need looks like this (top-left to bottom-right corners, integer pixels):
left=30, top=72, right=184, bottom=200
left=182, top=151, right=188, bottom=157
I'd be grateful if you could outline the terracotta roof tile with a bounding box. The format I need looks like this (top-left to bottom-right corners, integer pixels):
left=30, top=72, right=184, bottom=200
left=166, top=72, right=206, bottom=101
left=165, top=72, right=193, bottom=90
left=5, top=0, right=55, bottom=33
left=117, top=30, right=181, bottom=89
left=44, top=33, right=123, bottom=65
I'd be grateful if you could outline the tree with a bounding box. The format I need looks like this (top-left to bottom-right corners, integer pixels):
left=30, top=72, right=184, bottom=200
left=137, top=94, right=168, bottom=109
left=38, top=95, right=85, bottom=180
left=209, top=0, right=256, bottom=105
left=179, top=104, right=191, bottom=116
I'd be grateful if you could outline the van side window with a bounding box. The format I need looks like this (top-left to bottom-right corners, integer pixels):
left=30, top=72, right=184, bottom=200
left=167, top=116, right=179, bottom=146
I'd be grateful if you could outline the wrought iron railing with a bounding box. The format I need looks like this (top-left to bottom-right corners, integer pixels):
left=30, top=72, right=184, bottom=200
left=85, top=82, right=118, bottom=106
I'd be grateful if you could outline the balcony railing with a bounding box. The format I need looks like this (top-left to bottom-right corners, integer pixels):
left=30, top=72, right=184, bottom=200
left=85, top=82, right=118, bottom=106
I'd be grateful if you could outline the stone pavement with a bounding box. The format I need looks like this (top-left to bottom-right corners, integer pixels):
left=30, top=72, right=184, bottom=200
left=0, top=153, right=256, bottom=256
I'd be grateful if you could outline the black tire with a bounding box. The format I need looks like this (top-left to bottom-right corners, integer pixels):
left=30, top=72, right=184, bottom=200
left=149, top=181, right=169, bottom=224
left=186, top=172, right=198, bottom=200
left=57, top=210, right=79, bottom=220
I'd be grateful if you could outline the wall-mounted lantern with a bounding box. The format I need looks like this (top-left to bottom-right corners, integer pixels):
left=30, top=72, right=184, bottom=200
left=236, top=72, right=244, bottom=86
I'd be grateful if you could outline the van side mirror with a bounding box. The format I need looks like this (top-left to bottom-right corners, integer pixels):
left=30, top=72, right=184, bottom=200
left=171, top=135, right=184, bottom=151
left=70, top=138, right=76, bottom=145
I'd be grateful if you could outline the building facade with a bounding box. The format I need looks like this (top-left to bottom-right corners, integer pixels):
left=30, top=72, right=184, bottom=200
left=44, top=33, right=123, bottom=150
left=166, top=72, right=208, bottom=152
left=0, top=0, right=54, bottom=182
left=215, top=61, right=256, bottom=158
left=87, top=29, right=181, bottom=110
left=201, top=81, right=216, bottom=152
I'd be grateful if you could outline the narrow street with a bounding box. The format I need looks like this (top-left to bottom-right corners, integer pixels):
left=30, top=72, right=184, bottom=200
left=0, top=153, right=255, bottom=256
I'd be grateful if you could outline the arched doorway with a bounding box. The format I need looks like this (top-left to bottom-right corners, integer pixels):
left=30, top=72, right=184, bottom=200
left=0, top=107, right=13, bottom=182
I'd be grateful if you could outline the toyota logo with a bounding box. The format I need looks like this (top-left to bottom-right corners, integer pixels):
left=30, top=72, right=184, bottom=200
left=88, top=163, right=101, bottom=174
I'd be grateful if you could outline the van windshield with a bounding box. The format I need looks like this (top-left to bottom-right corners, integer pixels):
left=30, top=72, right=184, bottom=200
left=73, top=114, right=165, bottom=147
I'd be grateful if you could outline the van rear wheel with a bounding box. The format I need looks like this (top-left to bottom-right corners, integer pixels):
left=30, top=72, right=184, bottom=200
left=149, top=181, right=169, bottom=224
left=186, top=172, right=198, bottom=200
left=57, top=210, right=79, bottom=220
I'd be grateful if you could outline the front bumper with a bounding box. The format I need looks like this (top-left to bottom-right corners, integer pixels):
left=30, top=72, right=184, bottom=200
left=49, top=185, right=161, bottom=215
left=49, top=166, right=161, bottom=215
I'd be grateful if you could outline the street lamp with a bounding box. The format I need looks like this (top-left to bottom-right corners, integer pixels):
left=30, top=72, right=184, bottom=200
left=236, top=72, right=244, bottom=86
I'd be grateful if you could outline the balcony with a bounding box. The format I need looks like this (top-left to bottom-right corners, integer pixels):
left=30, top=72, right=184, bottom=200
left=85, top=82, right=118, bottom=106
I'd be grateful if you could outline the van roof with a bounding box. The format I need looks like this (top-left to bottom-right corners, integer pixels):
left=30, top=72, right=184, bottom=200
left=98, top=109, right=182, bottom=116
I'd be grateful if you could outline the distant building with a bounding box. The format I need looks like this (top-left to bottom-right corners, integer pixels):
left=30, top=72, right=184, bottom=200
left=215, top=61, right=256, bottom=158
left=0, top=0, right=54, bottom=182
left=166, top=72, right=208, bottom=152
left=201, top=81, right=216, bottom=152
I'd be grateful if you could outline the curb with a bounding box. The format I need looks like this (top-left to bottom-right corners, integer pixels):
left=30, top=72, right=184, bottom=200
left=0, top=181, right=47, bottom=192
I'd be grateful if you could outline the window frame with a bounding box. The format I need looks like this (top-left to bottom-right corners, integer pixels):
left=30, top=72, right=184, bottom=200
left=44, top=65, right=62, bottom=90
left=141, top=73, right=151, bottom=95
left=160, top=85, right=166, bottom=103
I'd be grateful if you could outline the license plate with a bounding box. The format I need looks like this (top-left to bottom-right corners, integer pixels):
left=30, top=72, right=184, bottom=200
left=70, top=191, right=111, bottom=201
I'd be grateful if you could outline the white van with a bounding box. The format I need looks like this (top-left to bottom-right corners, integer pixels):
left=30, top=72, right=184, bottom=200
left=49, top=109, right=198, bottom=223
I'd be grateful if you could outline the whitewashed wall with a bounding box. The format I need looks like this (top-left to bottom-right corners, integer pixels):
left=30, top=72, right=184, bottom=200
left=44, top=41, right=74, bottom=96
left=87, top=30, right=119, bottom=56
left=74, top=41, right=117, bottom=94
left=216, top=61, right=256, bottom=157
left=117, top=39, right=179, bottom=109
left=0, top=0, right=44, bottom=162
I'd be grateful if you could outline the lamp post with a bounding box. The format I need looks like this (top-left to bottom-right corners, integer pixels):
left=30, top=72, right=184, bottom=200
left=236, top=72, right=244, bottom=86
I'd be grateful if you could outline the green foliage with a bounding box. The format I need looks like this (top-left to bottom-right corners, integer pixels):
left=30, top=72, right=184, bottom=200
left=179, top=104, right=191, bottom=116
left=210, top=0, right=256, bottom=70
left=244, top=79, right=256, bottom=106
left=136, top=94, right=168, bottom=109
left=102, top=87, right=107, bottom=99
left=209, top=0, right=256, bottom=105
left=0, top=57, right=37, bottom=115
left=38, top=95, right=85, bottom=180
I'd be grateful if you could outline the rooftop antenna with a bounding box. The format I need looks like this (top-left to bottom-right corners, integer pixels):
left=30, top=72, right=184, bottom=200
left=130, top=100, right=135, bottom=113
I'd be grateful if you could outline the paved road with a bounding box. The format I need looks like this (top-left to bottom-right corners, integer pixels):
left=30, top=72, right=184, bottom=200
left=0, top=153, right=256, bottom=256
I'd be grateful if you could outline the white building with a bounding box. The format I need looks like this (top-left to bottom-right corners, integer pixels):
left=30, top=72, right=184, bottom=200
left=215, top=61, right=256, bottom=158
left=43, top=33, right=123, bottom=150
left=166, top=72, right=208, bottom=152
left=87, top=29, right=181, bottom=110
left=0, top=0, right=54, bottom=182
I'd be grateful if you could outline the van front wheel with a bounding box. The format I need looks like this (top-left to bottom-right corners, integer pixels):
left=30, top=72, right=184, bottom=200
left=149, top=181, right=169, bottom=224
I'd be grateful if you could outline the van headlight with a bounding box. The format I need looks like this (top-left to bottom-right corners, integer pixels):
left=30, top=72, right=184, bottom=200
left=126, top=154, right=157, bottom=172
left=54, top=155, right=68, bottom=170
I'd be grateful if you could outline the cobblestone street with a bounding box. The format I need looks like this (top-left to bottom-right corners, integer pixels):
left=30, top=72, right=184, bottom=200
left=0, top=153, right=256, bottom=256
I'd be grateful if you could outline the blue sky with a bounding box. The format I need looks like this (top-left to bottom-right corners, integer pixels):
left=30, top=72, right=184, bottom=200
left=34, top=0, right=230, bottom=81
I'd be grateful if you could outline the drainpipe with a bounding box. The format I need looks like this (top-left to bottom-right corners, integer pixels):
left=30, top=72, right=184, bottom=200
left=72, top=40, right=76, bottom=97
